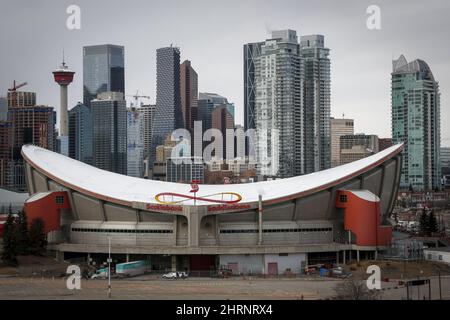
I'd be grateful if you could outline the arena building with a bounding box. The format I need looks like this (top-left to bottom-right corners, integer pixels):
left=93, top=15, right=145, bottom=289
left=20, top=144, right=403, bottom=275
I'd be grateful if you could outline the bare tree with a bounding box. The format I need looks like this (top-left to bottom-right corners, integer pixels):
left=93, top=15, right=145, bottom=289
left=333, top=278, right=381, bottom=300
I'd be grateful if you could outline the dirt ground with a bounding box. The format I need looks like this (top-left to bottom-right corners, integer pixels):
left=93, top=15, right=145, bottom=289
left=1, top=256, right=449, bottom=300
left=0, top=255, right=71, bottom=277
left=345, top=259, right=450, bottom=280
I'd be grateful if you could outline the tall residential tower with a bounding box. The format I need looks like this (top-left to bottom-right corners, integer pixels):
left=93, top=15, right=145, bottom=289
left=391, top=55, right=441, bottom=191
left=300, top=35, right=331, bottom=172
left=254, top=30, right=304, bottom=178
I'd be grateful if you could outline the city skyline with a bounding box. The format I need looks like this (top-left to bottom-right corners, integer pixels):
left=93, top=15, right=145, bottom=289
left=1, top=0, right=449, bottom=146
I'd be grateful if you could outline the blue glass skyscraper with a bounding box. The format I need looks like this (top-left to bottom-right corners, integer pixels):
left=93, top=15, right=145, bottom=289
left=83, top=44, right=125, bottom=108
left=68, top=102, right=93, bottom=165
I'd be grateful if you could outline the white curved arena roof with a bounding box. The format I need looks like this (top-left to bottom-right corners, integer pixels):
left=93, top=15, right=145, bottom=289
left=22, top=144, right=403, bottom=206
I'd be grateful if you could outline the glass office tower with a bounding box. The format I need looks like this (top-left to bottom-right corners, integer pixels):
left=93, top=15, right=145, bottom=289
left=68, top=102, right=93, bottom=165
left=83, top=44, right=125, bottom=107
left=91, top=92, right=127, bottom=174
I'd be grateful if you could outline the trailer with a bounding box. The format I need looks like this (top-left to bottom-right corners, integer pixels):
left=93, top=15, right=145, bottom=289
left=115, top=260, right=150, bottom=277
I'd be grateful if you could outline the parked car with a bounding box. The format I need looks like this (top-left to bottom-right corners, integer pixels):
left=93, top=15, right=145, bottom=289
left=332, top=267, right=343, bottom=275
left=162, top=271, right=188, bottom=279
left=162, top=272, right=177, bottom=279
left=218, top=269, right=233, bottom=278
left=91, top=267, right=108, bottom=279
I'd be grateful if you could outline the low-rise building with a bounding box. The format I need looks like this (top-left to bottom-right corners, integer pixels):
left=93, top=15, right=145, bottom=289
left=424, top=247, right=450, bottom=265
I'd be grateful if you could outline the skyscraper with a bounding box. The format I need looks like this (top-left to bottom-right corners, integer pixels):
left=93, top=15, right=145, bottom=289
left=441, top=147, right=450, bottom=173
left=68, top=102, right=92, bottom=164
left=83, top=44, right=125, bottom=108
left=199, top=92, right=236, bottom=122
left=391, top=55, right=441, bottom=191
left=197, top=98, right=215, bottom=133
left=244, top=42, right=262, bottom=132
left=0, top=96, right=7, bottom=121
left=300, top=35, right=331, bottom=173
left=7, top=91, right=36, bottom=108
left=151, top=46, right=183, bottom=165
left=254, top=30, right=304, bottom=178
left=180, top=60, right=198, bottom=132
left=330, top=117, right=354, bottom=167
left=91, top=92, right=127, bottom=174
left=442, top=147, right=450, bottom=189
left=127, top=107, right=144, bottom=177
left=212, top=105, right=235, bottom=159
left=0, top=121, right=12, bottom=188
left=141, top=104, right=155, bottom=161
left=9, top=104, right=56, bottom=191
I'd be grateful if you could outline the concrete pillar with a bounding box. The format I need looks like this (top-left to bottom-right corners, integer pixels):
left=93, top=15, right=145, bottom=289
left=171, top=255, right=177, bottom=272
left=336, top=251, right=340, bottom=265
left=262, top=254, right=266, bottom=276
left=374, top=250, right=378, bottom=261
left=87, top=253, right=91, bottom=265
left=173, top=215, right=177, bottom=246
left=188, top=212, right=199, bottom=247
left=357, top=250, right=360, bottom=262
left=56, top=250, right=64, bottom=262
left=60, top=85, right=68, bottom=136
left=343, top=250, right=346, bottom=265
left=126, top=254, right=130, bottom=262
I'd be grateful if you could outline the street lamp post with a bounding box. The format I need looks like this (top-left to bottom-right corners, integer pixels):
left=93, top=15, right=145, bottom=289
left=108, top=235, right=112, bottom=299
left=438, top=270, right=442, bottom=300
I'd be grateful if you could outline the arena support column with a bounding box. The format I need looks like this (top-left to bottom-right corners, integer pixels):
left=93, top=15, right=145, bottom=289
left=187, top=206, right=202, bottom=247
left=171, top=255, right=177, bottom=272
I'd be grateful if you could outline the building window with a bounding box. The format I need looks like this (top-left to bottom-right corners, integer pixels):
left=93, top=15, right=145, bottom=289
left=339, top=194, right=347, bottom=203
left=56, top=196, right=64, bottom=204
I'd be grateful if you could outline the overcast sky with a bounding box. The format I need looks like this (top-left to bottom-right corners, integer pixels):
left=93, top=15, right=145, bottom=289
left=1, top=0, right=449, bottom=146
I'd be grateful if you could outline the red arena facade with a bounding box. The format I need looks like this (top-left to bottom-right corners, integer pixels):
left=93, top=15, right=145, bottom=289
left=21, top=144, right=403, bottom=275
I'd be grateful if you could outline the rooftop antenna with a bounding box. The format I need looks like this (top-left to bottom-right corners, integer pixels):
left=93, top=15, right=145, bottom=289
left=342, top=113, right=345, bottom=119
left=62, top=49, right=66, bottom=68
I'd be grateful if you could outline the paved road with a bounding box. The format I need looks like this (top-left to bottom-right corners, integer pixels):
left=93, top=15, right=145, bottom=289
left=0, top=276, right=448, bottom=300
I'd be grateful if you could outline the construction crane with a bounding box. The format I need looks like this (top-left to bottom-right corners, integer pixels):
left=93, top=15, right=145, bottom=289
left=8, top=80, right=28, bottom=107
left=126, top=90, right=151, bottom=108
